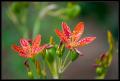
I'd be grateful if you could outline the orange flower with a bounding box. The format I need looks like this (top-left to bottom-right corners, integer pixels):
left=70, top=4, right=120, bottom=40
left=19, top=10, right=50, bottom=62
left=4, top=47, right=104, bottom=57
left=12, top=34, right=47, bottom=58
left=55, top=22, right=96, bottom=49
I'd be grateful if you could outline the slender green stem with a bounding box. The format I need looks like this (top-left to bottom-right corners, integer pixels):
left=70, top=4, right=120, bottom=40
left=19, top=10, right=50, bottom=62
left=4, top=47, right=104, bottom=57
left=48, top=60, right=59, bottom=79
left=58, top=57, right=63, bottom=79
left=52, top=61, right=59, bottom=79
left=58, top=57, right=60, bottom=71
left=45, top=57, right=59, bottom=79
left=42, top=59, right=47, bottom=79
left=62, top=50, right=70, bottom=70
left=60, top=58, right=63, bottom=68
left=58, top=57, right=63, bottom=74
left=62, top=61, right=72, bottom=73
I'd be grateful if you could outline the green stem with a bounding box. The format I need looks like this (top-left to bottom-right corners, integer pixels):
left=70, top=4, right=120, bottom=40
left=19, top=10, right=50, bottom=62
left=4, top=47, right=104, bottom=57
left=45, top=58, right=59, bottom=79
left=42, top=60, right=47, bottom=79
left=62, top=61, right=72, bottom=73
left=58, top=57, right=62, bottom=74
left=26, top=58, right=35, bottom=79
left=62, top=50, right=70, bottom=70
left=58, top=57, right=63, bottom=79
left=52, top=61, right=59, bottom=79
left=60, top=58, right=63, bottom=68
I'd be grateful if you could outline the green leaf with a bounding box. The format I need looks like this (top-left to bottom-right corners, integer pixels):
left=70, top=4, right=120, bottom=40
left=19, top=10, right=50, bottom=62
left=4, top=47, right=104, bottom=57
left=10, top=2, right=30, bottom=25
left=11, top=2, right=29, bottom=15
left=65, top=4, right=81, bottom=19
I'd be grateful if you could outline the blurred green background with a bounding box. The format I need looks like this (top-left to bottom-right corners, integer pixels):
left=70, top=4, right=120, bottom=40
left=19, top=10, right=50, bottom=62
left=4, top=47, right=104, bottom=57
left=2, top=1, right=118, bottom=79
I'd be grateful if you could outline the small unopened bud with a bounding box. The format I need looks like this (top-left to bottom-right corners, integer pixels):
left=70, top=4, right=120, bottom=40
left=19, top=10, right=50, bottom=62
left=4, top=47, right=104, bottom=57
left=56, top=41, right=65, bottom=57
left=49, top=36, right=55, bottom=45
left=28, top=71, right=33, bottom=79
left=96, top=67, right=103, bottom=76
left=99, top=53, right=107, bottom=61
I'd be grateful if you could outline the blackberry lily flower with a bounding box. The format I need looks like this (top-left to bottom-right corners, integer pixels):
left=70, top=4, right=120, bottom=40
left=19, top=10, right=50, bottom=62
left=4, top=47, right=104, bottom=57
left=12, top=34, right=47, bottom=58
left=55, top=22, right=96, bottom=55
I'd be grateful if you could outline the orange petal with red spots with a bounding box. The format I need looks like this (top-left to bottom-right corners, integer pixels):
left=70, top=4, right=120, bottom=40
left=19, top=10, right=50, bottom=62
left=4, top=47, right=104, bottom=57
left=55, top=29, right=69, bottom=43
left=72, top=22, right=84, bottom=41
left=33, top=44, right=47, bottom=54
left=20, top=39, right=30, bottom=49
left=78, top=37, right=96, bottom=46
left=62, top=22, right=71, bottom=38
left=32, top=34, right=41, bottom=47
left=12, top=44, right=23, bottom=53
left=19, top=52, right=30, bottom=58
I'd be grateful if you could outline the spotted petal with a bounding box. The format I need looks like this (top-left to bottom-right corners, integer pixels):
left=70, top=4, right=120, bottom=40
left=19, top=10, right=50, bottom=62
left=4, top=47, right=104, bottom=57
left=32, top=34, right=41, bottom=47
left=55, top=29, right=69, bottom=43
left=78, top=37, right=96, bottom=47
left=72, top=22, right=84, bottom=41
left=20, top=39, right=30, bottom=50
left=33, top=44, right=47, bottom=54
left=19, top=51, right=30, bottom=58
left=62, top=22, right=71, bottom=38
left=12, top=44, right=23, bottom=53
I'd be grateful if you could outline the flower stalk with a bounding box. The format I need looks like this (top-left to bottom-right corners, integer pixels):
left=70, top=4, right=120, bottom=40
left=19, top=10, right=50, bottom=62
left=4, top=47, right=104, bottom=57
left=94, top=31, right=116, bottom=79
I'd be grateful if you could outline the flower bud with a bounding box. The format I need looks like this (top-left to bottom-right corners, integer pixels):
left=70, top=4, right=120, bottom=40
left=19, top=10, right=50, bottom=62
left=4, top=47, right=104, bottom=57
left=96, top=67, right=103, bottom=76
left=56, top=41, right=65, bottom=57
left=70, top=50, right=79, bottom=61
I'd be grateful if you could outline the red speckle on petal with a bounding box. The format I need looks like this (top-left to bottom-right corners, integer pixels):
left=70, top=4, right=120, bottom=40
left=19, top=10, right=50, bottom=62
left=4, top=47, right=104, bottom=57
left=78, top=37, right=96, bottom=46
left=20, top=39, right=30, bottom=49
left=62, top=22, right=71, bottom=38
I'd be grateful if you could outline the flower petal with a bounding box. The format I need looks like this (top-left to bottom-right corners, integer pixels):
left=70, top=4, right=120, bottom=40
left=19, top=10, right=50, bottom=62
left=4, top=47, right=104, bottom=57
left=12, top=44, right=30, bottom=58
left=12, top=44, right=23, bottom=53
left=55, top=29, right=69, bottom=43
left=62, top=22, right=71, bottom=38
left=27, top=39, right=32, bottom=44
left=32, top=34, right=41, bottom=47
left=78, top=37, right=96, bottom=47
left=19, top=52, right=30, bottom=58
left=33, top=44, right=47, bottom=54
left=20, top=39, right=30, bottom=49
left=72, top=22, right=84, bottom=41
